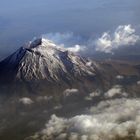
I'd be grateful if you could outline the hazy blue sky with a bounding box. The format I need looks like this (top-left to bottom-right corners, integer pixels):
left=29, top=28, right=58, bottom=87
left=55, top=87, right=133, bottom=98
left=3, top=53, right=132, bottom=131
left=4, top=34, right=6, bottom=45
left=0, top=0, right=140, bottom=59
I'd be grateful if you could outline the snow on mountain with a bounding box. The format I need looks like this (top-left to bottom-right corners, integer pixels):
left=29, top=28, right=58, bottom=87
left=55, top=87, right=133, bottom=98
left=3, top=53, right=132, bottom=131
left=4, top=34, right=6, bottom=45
left=0, top=38, right=96, bottom=83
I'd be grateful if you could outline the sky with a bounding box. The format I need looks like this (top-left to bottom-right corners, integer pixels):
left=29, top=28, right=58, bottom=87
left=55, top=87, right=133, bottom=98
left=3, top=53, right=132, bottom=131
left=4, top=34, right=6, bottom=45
left=0, top=0, right=140, bottom=60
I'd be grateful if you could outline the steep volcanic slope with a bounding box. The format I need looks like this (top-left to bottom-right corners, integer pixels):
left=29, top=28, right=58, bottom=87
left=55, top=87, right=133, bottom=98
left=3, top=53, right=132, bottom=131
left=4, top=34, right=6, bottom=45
left=0, top=38, right=107, bottom=95
left=0, top=38, right=96, bottom=82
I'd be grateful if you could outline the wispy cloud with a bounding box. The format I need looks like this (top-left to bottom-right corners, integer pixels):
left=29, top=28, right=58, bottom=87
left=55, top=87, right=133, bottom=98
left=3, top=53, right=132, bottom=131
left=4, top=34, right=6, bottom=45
left=42, top=32, right=85, bottom=53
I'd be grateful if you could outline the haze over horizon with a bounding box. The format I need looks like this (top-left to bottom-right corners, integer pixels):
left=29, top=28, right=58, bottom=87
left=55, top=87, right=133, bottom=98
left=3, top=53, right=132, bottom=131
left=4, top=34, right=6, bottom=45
left=0, top=0, right=140, bottom=60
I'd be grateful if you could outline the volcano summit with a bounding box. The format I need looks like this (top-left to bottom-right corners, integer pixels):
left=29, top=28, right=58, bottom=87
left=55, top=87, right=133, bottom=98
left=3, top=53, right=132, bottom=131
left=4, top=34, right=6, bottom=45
left=0, top=38, right=103, bottom=95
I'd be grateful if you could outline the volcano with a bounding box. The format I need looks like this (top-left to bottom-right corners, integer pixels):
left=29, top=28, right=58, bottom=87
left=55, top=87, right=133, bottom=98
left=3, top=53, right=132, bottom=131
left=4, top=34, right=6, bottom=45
left=0, top=38, right=106, bottom=95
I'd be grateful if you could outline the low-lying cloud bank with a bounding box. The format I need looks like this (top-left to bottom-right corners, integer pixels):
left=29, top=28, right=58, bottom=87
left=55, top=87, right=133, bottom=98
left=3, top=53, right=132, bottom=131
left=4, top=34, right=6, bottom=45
left=27, top=98, right=140, bottom=140
left=41, top=24, right=140, bottom=54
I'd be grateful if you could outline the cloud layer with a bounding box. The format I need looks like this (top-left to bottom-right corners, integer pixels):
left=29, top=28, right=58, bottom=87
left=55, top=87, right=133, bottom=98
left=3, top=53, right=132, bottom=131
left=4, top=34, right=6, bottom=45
left=95, top=25, right=140, bottom=53
left=27, top=98, right=140, bottom=140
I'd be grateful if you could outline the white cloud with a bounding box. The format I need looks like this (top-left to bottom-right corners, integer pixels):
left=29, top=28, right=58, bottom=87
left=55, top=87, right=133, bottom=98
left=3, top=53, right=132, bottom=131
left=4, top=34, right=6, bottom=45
left=38, top=25, right=140, bottom=55
left=36, top=96, right=53, bottom=102
left=66, top=45, right=83, bottom=53
left=104, top=85, right=128, bottom=98
left=32, top=25, right=140, bottom=55
left=137, top=81, right=140, bottom=85
left=42, top=32, right=85, bottom=53
left=19, top=97, right=34, bottom=105
left=42, top=32, right=75, bottom=45
left=63, top=88, right=79, bottom=97
left=116, top=75, right=124, bottom=80
left=95, top=25, right=140, bottom=53
left=28, top=98, right=140, bottom=140
left=53, top=104, right=62, bottom=110
left=85, top=91, right=101, bottom=101
left=89, top=91, right=101, bottom=98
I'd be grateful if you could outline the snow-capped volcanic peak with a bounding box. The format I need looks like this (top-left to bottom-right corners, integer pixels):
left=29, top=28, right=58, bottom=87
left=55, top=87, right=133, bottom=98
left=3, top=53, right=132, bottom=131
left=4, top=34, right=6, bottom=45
left=24, top=38, right=60, bottom=56
left=0, top=37, right=96, bottom=82
left=28, top=38, right=56, bottom=49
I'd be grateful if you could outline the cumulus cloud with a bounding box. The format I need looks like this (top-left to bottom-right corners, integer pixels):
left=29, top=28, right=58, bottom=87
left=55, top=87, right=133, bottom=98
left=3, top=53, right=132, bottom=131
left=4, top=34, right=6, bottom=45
left=19, top=97, right=34, bottom=105
left=27, top=98, right=140, bottom=140
left=85, top=90, right=101, bottom=101
left=104, top=85, right=128, bottom=98
left=63, top=88, right=79, bottom=97
left=95, top=25, right=140, bottom=53
left=116, top=75, right=124, bottom=80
